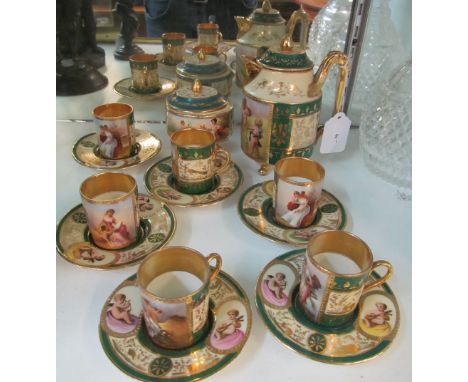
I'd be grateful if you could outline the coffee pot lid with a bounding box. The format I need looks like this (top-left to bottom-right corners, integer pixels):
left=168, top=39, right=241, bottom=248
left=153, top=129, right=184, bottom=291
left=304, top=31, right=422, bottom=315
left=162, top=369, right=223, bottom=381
left=167, top=79, right=227, bottom=111
left=259, top=35, right=313, bottom=70
left=248, top=0, right=285, bottom=24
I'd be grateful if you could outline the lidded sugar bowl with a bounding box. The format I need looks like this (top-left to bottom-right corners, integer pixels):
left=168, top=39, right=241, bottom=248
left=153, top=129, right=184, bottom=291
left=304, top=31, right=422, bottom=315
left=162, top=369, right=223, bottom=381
left=234, top=1, right=309, bottom=86
left=239, top=21, right=348, bottom=175
left=176, top=50, right=234, bottom=97
left=166, top=79, right=233, bottom=142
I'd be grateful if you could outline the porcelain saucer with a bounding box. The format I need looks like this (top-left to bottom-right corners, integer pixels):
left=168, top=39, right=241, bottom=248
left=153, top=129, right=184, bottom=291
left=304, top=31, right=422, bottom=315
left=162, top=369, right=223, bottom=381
left=144, top=156, right=243, bottom=207
left=99, top=271, right=252, bottom=381
left=114, top=77, right=176, bottom=100
left=238, top=181, right=346, bottom=246
left=72, top=129, right=162, bottom=170
left=256, top=249, right=400, bottom=364
left=56, top=194, right=176, bottom=270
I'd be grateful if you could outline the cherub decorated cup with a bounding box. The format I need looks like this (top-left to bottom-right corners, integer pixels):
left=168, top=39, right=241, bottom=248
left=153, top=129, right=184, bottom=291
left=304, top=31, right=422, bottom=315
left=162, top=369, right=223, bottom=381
left=129, top=53, right=160, bottom=94
left=273, top=157, right=325, bottom=229
left=137, top=246, right=222, bottom=349
left=93, top=102, right=135, bottom=160
left=80, top=172, right=139, bottom=250
left=170, top=128, right=230, bottom=194
left=298, top=230, right=393, bottom=327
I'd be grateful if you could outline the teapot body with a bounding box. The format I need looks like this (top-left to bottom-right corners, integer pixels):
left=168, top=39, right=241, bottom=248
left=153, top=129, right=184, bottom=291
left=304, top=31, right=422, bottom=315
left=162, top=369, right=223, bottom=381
left=240, top=68, right=322, bottom=165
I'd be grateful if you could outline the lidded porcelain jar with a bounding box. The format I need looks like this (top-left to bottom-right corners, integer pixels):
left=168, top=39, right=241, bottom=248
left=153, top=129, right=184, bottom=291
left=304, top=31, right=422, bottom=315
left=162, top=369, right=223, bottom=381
left=176, top=50, right=234, bottom=97
left=166, top=80, right=233, bottom=142
left=234, top=1, right=309, bottom=86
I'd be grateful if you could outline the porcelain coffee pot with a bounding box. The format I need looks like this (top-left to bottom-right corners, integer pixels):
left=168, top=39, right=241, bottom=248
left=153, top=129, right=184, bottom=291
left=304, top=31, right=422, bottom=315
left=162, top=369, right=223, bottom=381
left=234, top=1, right=309, bottom=86
left=239, top=19, right=348, bottom=175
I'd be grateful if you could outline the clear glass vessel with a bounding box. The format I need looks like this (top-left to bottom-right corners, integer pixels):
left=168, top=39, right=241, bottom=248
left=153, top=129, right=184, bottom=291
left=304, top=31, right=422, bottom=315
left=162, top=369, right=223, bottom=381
left=307, top=0, right=352, bottom=112
left=350, top=0, right=405, bottom=121
left=359, top=60, right=412, bottom=195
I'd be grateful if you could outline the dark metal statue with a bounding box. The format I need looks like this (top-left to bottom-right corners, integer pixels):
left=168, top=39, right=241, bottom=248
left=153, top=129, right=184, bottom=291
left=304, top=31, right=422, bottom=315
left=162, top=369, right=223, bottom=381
left=114, top=0, right=144, bottom=60
left=56, top=0, right=108, bottom=96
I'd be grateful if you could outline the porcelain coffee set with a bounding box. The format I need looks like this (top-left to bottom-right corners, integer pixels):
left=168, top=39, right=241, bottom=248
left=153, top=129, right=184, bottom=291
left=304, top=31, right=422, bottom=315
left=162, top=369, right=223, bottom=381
left=57, top=2, right=400, bottom=380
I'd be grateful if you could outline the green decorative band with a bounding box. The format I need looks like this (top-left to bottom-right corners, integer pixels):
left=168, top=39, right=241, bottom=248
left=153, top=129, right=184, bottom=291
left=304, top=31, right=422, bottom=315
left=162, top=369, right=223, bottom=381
left=290, top=290, right=357, bottom=334
left=177, top=144, right=213, bottom=160
left=270, top=100, right=322, bottom=150
left=268, top=145, right=314, bottom=165
left=317, top=311, right=355, bottom=328
left=130, top=61, right=158, bottom=70
left=249, top=12, right=285, bottom=24
left=162, top=38, right=185, bottom=46
left=259, top=50, right=313, bottom=69
left=130, top=85, right=161, bottom=94
left=167, top=93, right=226, bottom=111
left=175, top=177, right=215, bottom=194
left=256, top=291, right=391, bottom=363
left=178, top=61, right=225, bottom=75
left=332, top=276, right=364, bottom=291
left=100, top=325, right=237, bottom=382
left=193, top=313, right=212, bottom=344
left=177, top=68, right=234, bottom=84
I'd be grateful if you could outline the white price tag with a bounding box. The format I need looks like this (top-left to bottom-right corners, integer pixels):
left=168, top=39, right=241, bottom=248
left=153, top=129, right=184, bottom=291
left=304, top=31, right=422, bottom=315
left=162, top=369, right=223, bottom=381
left=319, top=112, right=352, bottom=154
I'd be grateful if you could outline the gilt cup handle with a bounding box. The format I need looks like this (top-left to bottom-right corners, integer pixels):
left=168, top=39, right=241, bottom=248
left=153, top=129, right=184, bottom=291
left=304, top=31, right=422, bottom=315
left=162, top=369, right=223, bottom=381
left=363, top=260, right=393, bottom=293
left=213, top=145, right=231, bottom=174
left=206, top=253, right=222, bottom=283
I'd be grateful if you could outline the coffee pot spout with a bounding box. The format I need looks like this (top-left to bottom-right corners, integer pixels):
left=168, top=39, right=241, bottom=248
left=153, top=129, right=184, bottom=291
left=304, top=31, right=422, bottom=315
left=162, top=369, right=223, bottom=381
left=235, top=16, right=251, bottom=38
left=309, top=51, right=349, bottom=114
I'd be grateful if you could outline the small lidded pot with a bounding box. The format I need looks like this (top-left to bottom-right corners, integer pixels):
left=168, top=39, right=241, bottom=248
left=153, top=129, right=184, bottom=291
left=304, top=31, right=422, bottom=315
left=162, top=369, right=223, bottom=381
left=176, top=50, right=233, bottom=97
left=166, top=79, right=233, bottom=142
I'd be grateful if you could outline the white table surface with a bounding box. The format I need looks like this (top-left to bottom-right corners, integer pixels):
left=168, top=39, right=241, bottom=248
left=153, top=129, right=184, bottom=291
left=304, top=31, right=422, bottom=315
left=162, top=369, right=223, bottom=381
left=56, top=44, right=411, bottom=382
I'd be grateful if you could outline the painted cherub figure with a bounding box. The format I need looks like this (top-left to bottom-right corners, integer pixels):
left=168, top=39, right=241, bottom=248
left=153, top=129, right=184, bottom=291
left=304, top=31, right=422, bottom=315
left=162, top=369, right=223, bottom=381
left=214, top=309, right=244, bottom=340
left=266, top=272, right=287, bottom=299
left=363, top=303, right=392, bottom=328
left=110, top=293, right=133, bottom=324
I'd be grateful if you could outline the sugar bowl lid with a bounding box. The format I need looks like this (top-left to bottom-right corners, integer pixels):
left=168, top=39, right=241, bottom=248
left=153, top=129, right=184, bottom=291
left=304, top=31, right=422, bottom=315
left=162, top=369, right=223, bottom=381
left=167, top=79, right=227, bottom=111
left=248, top=0, right=285, bottom=25
left=176, top=50, right=225, bottom=76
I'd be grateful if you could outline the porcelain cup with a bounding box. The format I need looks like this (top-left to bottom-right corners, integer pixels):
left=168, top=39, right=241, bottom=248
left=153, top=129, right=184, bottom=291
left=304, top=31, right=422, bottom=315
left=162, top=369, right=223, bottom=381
left=197, top=23, right=222, bottom=48
left=161, top=32, right=186, bottom=65
left=93, top=103, right=136, bottom=159
left=129, top=53, right=160, bottom=94
left=298, top=230, right=393, bottom=327
left=137, top=246, right=222, bottom=349
left=80, top=172, right=139, bottom=250
left=273, top=157, right=325, bottom=229
left=170, top=128, right=230, bottom=194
